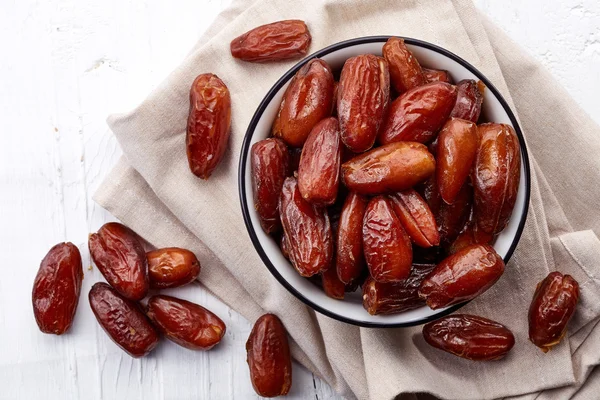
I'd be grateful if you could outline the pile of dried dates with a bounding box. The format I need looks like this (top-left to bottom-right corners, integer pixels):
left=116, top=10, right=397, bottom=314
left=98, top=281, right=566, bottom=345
left=31, top=19, right=580, bottom=398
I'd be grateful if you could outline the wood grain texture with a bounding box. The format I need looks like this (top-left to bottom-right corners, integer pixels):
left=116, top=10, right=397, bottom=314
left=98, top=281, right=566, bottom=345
left=0, top=0, right=598, bottom=398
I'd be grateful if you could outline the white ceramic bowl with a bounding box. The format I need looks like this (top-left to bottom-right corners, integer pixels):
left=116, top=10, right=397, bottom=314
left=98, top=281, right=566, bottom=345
left=239, top=36, right=531, bottom=327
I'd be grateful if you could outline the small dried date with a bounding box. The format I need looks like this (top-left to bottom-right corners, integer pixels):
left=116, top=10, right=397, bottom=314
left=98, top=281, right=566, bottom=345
left=363, top=196, right=413, bottom=282
left=246, top=314, right=292, bottom=397
left=251, top=138, right=290, bottom=233
left=423, top=314, right=515, bottom=361
left=272, top=58, right=334, bottom=147
left=383, top=37, right=425, bottom=93
left=89, top=282, right=159, bottom=358
left=186, top=73, right=231, bottom=179
left=146, top=295, right=226, bottom=350
left=389, top=189, right=440, bottom=248
left=338, top=54, right=390, bottom=152
left=321, top=266, right=346, bottom=300
left=474, top=123, right=521, bottom=235
left=450, top=79, right=485, bottom=123
left=342, top=142, right=435, bottom=195
left=378, top=82, right=458, bottom=144
left=529, top=272, right=579, bottom=352
left=298, top=117, right=341, bottom=206
left=230, top=20, right=311, bottom=62
left=147, top=247, right=200, bottom=289
left=436, top=118, right=479, bottom=204
left=89, top=222, right=149, bottom=301
left=423, top=68, right=452, bottom=83
left=362, top=263, right=435, bottom=315
left=279, top=177, right=332, bottom=277
left=336, top=192, right=368, bottom=285
left=32, top=242, right=83, bottom=335
left=419, top=244, right=505, bottom=309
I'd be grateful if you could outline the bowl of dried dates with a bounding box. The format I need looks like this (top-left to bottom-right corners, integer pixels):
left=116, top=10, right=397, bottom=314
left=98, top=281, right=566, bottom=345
left=239, top=36, right=531, bottom=327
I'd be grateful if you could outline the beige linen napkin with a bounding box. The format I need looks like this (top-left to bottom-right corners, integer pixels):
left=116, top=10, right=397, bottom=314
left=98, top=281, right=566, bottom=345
left=94, top=0, right=600, bottom=399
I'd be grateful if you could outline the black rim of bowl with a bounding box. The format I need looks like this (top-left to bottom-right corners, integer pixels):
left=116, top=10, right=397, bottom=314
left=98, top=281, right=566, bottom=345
left=238, top=35, right=532, bottom=328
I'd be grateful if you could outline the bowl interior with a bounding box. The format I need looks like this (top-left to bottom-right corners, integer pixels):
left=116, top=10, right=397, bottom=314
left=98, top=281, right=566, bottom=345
left=240, top=37, right=530, bottom=327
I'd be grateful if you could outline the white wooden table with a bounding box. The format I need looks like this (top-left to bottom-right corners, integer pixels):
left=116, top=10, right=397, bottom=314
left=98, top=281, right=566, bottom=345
left=1, top=0, right=598, bottom=398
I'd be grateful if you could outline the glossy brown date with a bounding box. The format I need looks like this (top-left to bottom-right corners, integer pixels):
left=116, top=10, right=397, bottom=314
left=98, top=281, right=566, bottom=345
left=146, top=295, right=226, bottom=350
left=529, top=272, right=579, bottom=352
left=230, top=20, right=311, bottom=62
left=363, top=196, right=413, bottom=282
left=383, top=37, right=425, bottom=93
left=423, top=68, right=452, bottom=83
left=390, top=189, right=440, bottom=248
left=89, top=282, right=159, bottom=358
left=378, top=82, right=458, bottom=144
left=89, top=222, right=149, bottom=301
left=186, top=73, right=231, bottom=179
left=272, top=58, right=334, bottom=147
left=423, top=314, right=515, bottom=361
left=419, top=244, right=505, bottom=309
left=362, top=263, right=435, bottom=315
left=336, top=192, right=368, bottom=284
left=298, top=117, right=341, bottom=206
left=341, top=142, right=435, bottom=195
left=450, top=79, right=485, bottom=123
left=338, top=54, right=390, bottom=152
left=246, top=314, right=292, bottom=397
left=147, top=248, right=200, bottom=289
left=251, top=138, right=290, bottom=233
left=279, top=177, right=332, bottom=277
left=436, top=118, right=479, bottom=204
left=32, top=242, right=83, bottom=335
left=474, top=123, right=521, bottom=235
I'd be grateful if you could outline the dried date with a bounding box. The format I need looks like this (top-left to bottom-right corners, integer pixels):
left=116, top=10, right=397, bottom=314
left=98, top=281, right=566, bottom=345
left=147, top=295, right=226, bottom=350
left=383, top=37, right=425, bottom=93
left=423, top=314, right=515, bottom=360
left=32, top=242, right=83, bottom=335
left=89, top=222, right=149, bottom=301
left=450, top=79, right=485, bottom=123
left=423, top=68, right=452, bottom=83
left=147, top=247, right=200, bottom=289
left=246, top=314, right=292, bottom=397
left=186, top=73, right=231, bottom=179
left=336, top=192, right=368, bottom=285
left=389, top=189, right=440, bottom=248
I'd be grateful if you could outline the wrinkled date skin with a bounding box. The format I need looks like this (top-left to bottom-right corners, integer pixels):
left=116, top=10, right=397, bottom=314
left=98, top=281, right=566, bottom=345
left=230, top=20, right=311, bottom=62
left=383, top=37, right=425, bottom=93
left=338, top=54, right=390, bottom=152
left=32, top=242, right=83, bottom=335
left=298, top=117, right=341, bottom=206
left=246, top=314, right=292, bottom=397
left=422, top=175, right=472, bottom=245
left=336, top=192, right=368, bottom=285
left=450, top=79, right=485, bottom=123
left=147, top=295, right=226, bottom=350
left=363, top=263, right=435, bottom=315
left=342, top=142, right=436, bottom=195
left=423, top=68, right=452, bottom=84
left=272, top=59, right=334, bottom=147
left=419, top=244, right=505, bottom=309
left=89, top=283, right=159, bottom=358
left=363, top=196, right=413, bottom=282
left=322, top=266, right=346, bottom=299
left=529, top=272, right=579, bottom=352
left=186, top=73, right=231, bottom=179
left=280, top=234, right=290, bottom=259
left=89, top=222, right=149, bottom=301
left=436, top=118, right=479, bottom=204
left=423, top=314, right=515, bottom=361
left=474, top=123, right=521, bottom=235
left=389, top=189, right=440, bottom=248
left=279, top=177, right=332, bottom=277
left=379, top=82, right=458, bottom=145
left=147, top=248, right=201, bottom=289
left=251, top=138, right=290, bottom=233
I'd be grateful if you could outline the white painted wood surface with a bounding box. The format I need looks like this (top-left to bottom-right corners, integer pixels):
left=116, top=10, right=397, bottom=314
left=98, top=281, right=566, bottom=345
left=0, top=1, right=598, bottom=399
